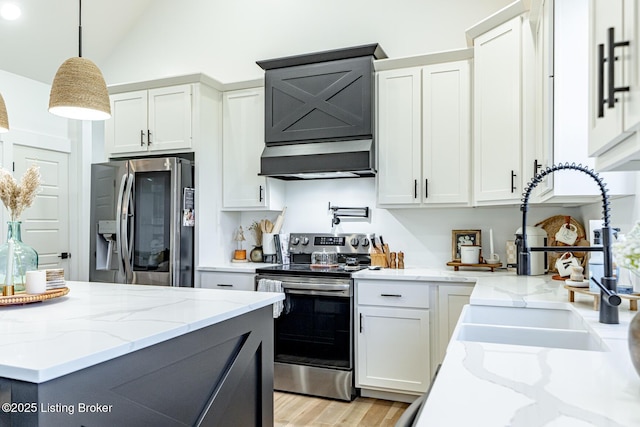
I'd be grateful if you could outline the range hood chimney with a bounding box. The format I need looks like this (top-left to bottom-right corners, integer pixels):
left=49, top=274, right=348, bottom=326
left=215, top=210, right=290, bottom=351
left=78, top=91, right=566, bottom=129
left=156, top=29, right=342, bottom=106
left=257, top=44, right=386, bottom=180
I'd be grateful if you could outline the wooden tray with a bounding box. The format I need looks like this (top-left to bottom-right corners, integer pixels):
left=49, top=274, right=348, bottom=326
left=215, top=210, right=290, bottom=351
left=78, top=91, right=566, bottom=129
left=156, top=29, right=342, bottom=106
left=0, top=287, right=69, bottom=306
left=447, top=261, right=502, bottom=272
left=564, top=285, right=639, bottom=311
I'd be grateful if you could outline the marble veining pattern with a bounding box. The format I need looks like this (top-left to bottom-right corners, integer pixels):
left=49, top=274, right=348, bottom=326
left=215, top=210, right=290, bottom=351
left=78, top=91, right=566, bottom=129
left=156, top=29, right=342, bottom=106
left=0, top=281, right=284, bottom=383
left=409, top=271, right=640, bottom=427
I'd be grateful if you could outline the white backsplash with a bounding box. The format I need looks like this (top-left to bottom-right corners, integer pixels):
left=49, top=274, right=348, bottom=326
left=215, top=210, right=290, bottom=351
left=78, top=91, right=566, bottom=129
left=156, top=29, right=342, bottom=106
left=227, top=178, right=632, bottom=268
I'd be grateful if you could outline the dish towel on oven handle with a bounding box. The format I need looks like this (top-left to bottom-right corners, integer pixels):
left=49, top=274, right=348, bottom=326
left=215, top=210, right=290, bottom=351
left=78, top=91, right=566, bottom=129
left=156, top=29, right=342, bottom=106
left=257, top=278, right=284, bottom=318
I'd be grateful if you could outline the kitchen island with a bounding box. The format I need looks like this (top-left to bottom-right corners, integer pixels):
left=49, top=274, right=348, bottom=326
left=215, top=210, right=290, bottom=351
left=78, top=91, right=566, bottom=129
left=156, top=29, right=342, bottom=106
left=0, top=281, right=284, bottom=426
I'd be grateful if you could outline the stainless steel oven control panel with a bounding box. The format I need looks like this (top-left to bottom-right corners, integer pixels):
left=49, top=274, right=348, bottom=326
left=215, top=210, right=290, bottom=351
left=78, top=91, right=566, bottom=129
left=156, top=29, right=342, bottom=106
left=288, top=233, right=375, bottom=255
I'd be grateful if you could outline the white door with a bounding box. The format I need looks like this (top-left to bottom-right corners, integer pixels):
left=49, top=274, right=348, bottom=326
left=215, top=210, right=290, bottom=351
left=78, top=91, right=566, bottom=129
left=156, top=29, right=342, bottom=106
left=13, top=145, right=70, bottom=275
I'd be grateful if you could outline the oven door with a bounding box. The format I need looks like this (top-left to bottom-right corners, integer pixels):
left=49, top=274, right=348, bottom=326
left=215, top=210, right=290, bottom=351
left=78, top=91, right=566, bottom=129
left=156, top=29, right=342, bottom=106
left=260, top=275, right=353, bottom=370
left=257, top=274, right=356, bottom=400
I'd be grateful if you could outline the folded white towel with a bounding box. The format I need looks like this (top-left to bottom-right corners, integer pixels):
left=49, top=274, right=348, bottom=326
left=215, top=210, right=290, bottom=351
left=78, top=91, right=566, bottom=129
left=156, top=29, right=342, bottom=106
left=257, top=278, right=284, bottom=318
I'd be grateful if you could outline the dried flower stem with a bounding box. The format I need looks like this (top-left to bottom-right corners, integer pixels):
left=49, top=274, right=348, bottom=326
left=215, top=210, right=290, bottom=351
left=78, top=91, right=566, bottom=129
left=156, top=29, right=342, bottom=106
left=249, top=221, right=263, bottom=246
left=0, top=165, right=41, bottom=221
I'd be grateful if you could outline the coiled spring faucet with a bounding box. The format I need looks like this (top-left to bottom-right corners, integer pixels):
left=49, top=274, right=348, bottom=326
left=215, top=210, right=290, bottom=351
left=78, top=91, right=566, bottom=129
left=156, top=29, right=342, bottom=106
left=518, top=163, right=620, bottom=324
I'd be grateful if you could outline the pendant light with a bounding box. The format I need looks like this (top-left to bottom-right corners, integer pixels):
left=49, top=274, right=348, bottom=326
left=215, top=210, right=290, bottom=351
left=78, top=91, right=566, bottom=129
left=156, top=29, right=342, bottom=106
left=0, top=92, right=8, bottom=133
left=48, top=0, right=111, bottom=121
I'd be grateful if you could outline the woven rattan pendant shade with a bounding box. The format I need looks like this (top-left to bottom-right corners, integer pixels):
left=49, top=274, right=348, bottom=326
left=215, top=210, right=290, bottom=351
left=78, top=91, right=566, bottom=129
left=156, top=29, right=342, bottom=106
left=49, top=57, right=111, bottom=121
left=48, top=0, right=111, bottom=121
left=0, top=93, right=8, bottom=133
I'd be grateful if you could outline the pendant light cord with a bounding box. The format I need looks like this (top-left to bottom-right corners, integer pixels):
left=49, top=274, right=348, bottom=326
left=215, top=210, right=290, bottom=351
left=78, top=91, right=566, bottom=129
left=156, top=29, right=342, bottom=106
left=78, top=0, right=82, bottom=57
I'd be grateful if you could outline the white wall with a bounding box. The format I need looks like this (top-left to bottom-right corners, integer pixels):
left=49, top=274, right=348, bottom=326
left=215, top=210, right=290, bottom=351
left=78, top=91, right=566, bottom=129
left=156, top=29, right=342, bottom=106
left=101, top=0, right=513, bottom=85
left=0, top=70, right=67, bottom=140
left=234, top=178, right=586, bottom=268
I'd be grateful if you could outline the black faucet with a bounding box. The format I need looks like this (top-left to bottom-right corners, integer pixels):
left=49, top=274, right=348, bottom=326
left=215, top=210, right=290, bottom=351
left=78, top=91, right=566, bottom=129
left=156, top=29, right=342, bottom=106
left=518, top=163, right=621, bottom=324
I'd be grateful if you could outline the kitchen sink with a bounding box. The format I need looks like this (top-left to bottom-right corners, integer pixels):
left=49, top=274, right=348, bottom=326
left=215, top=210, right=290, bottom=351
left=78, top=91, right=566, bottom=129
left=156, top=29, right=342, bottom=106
left=461, top=305, right=586, bottom=330
left=456, top=305, right=607, bottom=352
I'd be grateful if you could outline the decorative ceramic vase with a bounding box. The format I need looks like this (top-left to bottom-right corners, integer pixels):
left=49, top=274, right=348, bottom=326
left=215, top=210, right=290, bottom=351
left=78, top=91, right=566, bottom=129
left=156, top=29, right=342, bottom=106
left=0, top=221, right=38, bottom=292
left=250, top=246, right=263, bottom=263
left=630, top=311, right=640, bottom=378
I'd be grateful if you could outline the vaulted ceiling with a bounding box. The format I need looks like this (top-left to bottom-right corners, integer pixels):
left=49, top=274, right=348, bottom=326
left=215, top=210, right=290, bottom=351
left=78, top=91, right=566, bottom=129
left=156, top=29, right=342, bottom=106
left=0, top=0, right=154, bottom=84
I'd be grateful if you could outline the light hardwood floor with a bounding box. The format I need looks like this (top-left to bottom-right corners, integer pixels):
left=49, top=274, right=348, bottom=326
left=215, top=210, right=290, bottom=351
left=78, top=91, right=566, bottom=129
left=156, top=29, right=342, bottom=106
left=274, top=391, right=409, bottom=427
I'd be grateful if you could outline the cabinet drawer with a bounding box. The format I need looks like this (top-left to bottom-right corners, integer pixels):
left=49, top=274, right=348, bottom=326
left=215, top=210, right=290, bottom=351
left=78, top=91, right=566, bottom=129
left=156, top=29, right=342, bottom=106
left=199, top=272, right=256, bottom=291
left=357, top=280, right=429, bottom=309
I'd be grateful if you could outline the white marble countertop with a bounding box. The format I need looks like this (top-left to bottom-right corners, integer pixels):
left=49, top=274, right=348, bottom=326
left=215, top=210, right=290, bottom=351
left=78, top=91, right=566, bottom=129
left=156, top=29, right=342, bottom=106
left=415, top=272, right=640, bottom=427
left=353, top=266, right=494, bottom=282
left=0, top=281, right=284, bottom=384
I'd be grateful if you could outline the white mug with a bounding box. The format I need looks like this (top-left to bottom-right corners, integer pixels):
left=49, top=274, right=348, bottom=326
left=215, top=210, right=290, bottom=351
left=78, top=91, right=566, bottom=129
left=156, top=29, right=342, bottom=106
left=555, top=252, right=580, bottom=277
left=555, top=224, right=578, bottom=246
left=460, top=245, right=481, bottom=264
left=25, top=270, right=46, bottom=294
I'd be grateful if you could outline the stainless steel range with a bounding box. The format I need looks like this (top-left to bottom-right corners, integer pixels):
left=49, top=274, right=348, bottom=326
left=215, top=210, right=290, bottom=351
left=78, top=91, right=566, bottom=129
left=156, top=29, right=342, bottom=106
left=255, top=233, right=374, bottom=401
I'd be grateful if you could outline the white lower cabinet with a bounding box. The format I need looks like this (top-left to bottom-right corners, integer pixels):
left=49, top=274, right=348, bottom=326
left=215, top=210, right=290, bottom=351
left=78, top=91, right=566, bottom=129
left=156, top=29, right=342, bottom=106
left=197, top=271, right=256, bottom=291
left=356, top=280, right=431, bottom=395
left=357, top=306, right=430, bottom=394
left=436, top=284, right=473, bottom=365
left=355, top=279, right=473, bottom=398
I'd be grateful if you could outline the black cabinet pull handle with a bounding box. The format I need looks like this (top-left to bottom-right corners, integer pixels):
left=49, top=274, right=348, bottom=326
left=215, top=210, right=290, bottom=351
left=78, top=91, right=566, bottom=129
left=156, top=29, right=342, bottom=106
left=140, top=130, right=145, bottom=146
left=511, top=170, right=517, bottom=193
left=414, top=179, right=417, bottom=199
left=533, top=159, right=542, bottom=178
left=604, top=27, right=630, bottom=112
left=216, top=284, right=233, bottom=288
left=359, top=313, right=363, bottom=333
left=259, top=185, right=264, bottom=202
left=380, top=293, right=402, bottom=297
left=598, top=43, right=606, bottom=118
left=425, top=179, right=428, bottom=199
left=147, top=130, right=152, bottom=145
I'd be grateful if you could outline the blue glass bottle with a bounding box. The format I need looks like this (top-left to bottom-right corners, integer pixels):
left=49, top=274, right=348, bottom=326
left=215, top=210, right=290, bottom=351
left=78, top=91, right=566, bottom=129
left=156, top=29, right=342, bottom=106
left=0, top=221, right=38, bottom=292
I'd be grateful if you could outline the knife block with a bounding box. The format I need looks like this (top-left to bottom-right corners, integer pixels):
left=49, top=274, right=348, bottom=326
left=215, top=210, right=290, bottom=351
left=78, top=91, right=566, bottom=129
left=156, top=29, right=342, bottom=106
left=370, top=253, right=388, bottom=268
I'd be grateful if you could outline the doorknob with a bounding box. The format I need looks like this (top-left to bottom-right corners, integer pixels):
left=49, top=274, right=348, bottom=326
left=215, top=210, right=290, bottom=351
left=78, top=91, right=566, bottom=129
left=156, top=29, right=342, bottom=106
left=58, top=252, right=71, bottom=259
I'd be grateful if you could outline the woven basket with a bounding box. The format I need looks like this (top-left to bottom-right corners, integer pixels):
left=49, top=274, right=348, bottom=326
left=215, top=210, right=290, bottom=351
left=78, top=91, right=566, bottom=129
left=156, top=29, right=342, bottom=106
left=535, top=215, right=589, bottom=273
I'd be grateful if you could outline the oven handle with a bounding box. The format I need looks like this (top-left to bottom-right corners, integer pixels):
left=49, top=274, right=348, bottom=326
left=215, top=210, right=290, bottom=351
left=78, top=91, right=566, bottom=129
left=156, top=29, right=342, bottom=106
left=283, top=288, right=351, bottom=298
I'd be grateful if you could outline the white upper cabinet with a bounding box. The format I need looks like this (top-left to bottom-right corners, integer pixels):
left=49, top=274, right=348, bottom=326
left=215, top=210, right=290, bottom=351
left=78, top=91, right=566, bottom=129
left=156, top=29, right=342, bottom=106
left=531, top=0, right=635, bottom=202
left=106, top=85, right=193, bottom=156
left=588, top=0, right=629, bottom=157
left=422, top=61, right=471, bottom=205
left=473, top=17, right=523, bottom=205
left=376, top=67, right=422, bottom=206
left=589, top=0, right=640, bottom=171
left=376, top=51, right=472, bottom=207
left=222, top=87, right=284, bottom=210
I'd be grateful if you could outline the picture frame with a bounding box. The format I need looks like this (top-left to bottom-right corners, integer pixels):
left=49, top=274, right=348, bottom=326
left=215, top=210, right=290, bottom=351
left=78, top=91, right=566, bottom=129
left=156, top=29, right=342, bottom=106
left=452, top=229, right=482, bottom=261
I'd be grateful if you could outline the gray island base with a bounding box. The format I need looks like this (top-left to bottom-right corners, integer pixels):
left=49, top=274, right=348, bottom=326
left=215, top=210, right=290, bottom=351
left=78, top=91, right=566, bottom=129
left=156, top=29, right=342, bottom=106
left=0, top=305, right=274, bottom=427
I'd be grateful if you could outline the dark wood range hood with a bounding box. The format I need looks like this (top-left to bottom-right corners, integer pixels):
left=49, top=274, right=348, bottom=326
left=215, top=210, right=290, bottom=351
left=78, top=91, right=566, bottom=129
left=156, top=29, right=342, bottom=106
left=256, top=44, right=387, bottom=180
